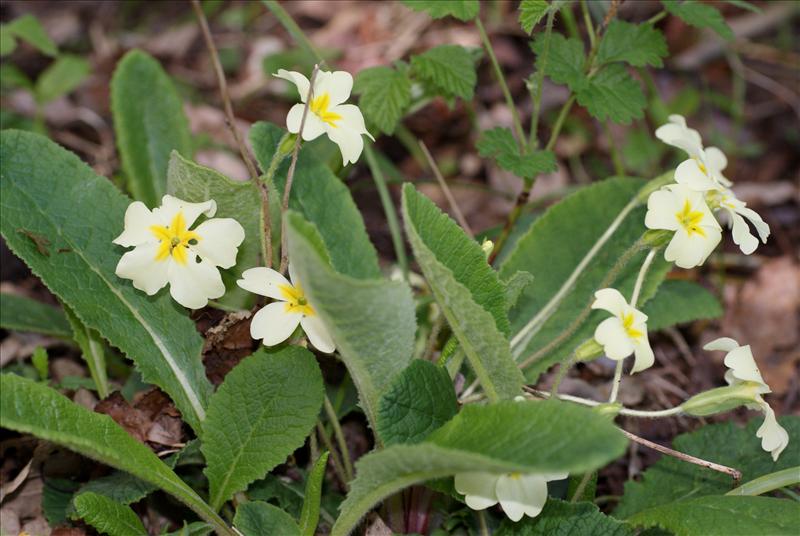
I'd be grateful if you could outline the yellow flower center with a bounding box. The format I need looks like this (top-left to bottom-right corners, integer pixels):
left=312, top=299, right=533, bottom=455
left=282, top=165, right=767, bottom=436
left=310, top=92, right=342, bottom=127
left=149, top=211, right=200, bottom=266
left=622, top=312, right=643, bottom=340
left=693, top=157, right=708, bottom=175
left=508, top=472, right=522, bottom=480
left=675, top=199, right=706, bottom=237
left=279, top=281, right=316, bottom=316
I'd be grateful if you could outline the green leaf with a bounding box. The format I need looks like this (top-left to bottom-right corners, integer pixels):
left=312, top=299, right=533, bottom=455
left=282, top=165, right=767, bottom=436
left=616, top=416, right=800, bottom=518
left=411, top=45, right=477, bottom=100
left=203, top=347, right=324, bottom=511
left=576, top=65, right=646, bottom=124
left=500, top=177, right=670, bottom=382
left=0, top=130, right=212, bottom=432
left=477, top=127, right=557, bottom=178
left=354, top=66, right=411, bottom=135
left=662, top=0, right=734, bottom=41
left=43, top=478, right=81, bottom=526
left=628, top=496, right=800, bottom=536
left=31, top=346, right=48, bottom=380
left=642, top=279, right=722, bottom=331
left=164, top=522, right=214, bottom=536
left=402, top=185, right=524, bottom=401
left=285, top=211, right=416, bottom=435
left=72, top=492, right=146, bottom=536
left=377, top=360, right=458, bottom=446
left=503, top=271, right=535, bottom=312
left=35, top=55, right=90, bottom=104
left=111, top=49, right=193, bottom=206
left=5, top=14, right=57, bottom=56
left=531, top=33, right=586, bottom=92
left=332, top=400, right=627, bottom=536
left=597, top=20, right=668, bottom=68
left=723, top=0, right=761, bottom=13
left=299, top=452, right=329, bottom=536
left=234, top=501, right=301, bottom=536
left=74, top=471, right=159, bottom=508
left=496, top=500, right=634, bottom=536
left=64, top=305, right=110, bottom=398
left=0, top=28, right=16, bottom=56
left=0, top=374, right=230, bottom=533
left=0, top=292, right=71, bottom=337
left=400, top=0, right=480, bottom=21
left=519, top=0, right=550, bottom=34
left=166, top=152, right=263, bottom=309
left=250, top=121, right=381, bottom=280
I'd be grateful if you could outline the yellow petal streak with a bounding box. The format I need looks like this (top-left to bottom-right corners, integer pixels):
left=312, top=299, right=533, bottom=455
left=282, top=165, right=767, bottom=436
left=149, top=211, right=200, bottom=265
left=622, top=313, right=644, bottom=340
left=675, top=200, right=706, bottom=237
left=310, top=93, right=342, bottom=127
left=279, top=283, right=316, bottom=316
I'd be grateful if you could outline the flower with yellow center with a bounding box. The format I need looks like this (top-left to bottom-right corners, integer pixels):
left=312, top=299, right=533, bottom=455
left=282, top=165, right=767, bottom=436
left=237, top=265, right=335, bottom=353
left=113, top=195, right=245, bottom=309
left=275, top=69, right=374, bottom=165
left=706, top=188, right=770, bottom=255
left=591, top=288, right=654, bottom=374
left=645, top=184, right=721, bottom=269
left=454, top=470, right=568, bottom=522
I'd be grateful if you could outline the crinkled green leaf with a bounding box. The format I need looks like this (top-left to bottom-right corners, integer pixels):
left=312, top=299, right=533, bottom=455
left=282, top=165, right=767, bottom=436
left=203, top=347, right=323, bottom=511
left=354, top=66, right=411, bottom=135
left=496, top=500, right=634, bottom=536
left=576, top=64, right=646, bottom=124
left=411, top=45, right=477, bottom=100
left=234, top=501, right=300, bottom=536
left=500, top=177, right=670, bottom=382
left=111, top=49, right=193, bottom=206
left=0, top=292, right=70, bottom=337
left=250, top=121, right=381, bottom=280
left=286, top=211, right=416, bottom=435
left=299, top=452, right=329, bottom=536
left=35, top=55, right=90, bottom=104
left=4, top=14, right=57, bottom=56
left=332, top=400, right=627, bottom=536
left=628, top=496, right=799, bottom=536
left=662, top=0, right=734, bottom=40
left=616, top=416, right=800, bottom=518
left=519, top=0, right=550, bottom=34
left=0, top=130, right=212, bottom=432
left=598, top=20, right=668, bottom=68
left=642, top=279, right=722, bottom=331
left=531, top=32, right=586, bottom=92
left=377, top=360, right=458, bottom=446
left=73, top=492, right=146, bottom=536
left=0, top=374, right=229, bottom=533
left=166, top=151, right=263, bottom=310
left=403, top=185, right=524, bottom=402
left=477, top=127, right=557, bottom=178
left=400, top=0, right=479, bottom=21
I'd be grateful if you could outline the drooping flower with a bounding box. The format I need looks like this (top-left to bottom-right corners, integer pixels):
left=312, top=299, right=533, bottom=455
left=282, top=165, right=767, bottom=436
left=591, top=288, right=654, bottom=374
left=704, top=337, right=789, bottom=461
left=706, top=188, right=770, bottom=255
left=645, top=184, right=722, bottom=269
left=237, top=265, right=335, bottom=353
left=454, top=471, right=568, bottom=522
left=275, top=69, right=374, bottom=165
left=114, top=195, right=245, bottom=309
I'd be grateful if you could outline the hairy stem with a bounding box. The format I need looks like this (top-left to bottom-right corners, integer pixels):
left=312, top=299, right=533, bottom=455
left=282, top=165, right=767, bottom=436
left=526, top=388, right=685, bottom=418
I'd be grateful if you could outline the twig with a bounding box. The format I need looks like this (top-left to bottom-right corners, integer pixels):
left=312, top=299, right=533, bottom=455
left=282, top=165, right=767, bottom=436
left=280, top=65, right=319, bottom=274
left=620, top=429, right=742, bottom=484
left=419, top=141, right=473, bottom=237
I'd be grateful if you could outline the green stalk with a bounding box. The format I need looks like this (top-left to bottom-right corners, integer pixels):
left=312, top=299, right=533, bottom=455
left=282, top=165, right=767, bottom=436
left=544, top=96, right=576, bottom=152
left=324, top=394, right=354, bottom=482
left=529, top=8, right=556, bottom=150
left=726, top=467, right=800, bottom=497
left=261, top=0, right=324, bottom=64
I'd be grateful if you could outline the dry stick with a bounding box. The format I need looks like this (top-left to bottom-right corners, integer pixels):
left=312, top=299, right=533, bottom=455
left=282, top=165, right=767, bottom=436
left=279, top=65, right=319, bottom=274
left=620, top=428, right=742, bottom=485
left=419, top=141, right=474, bottom=238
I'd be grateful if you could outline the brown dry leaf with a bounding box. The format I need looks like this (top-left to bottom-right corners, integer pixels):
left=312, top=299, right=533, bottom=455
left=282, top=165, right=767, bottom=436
left=94, top=389, right=184, bottom=448
left=51, top=527, right=88, bottom=536
left=203, top=312, right=256, bottom=385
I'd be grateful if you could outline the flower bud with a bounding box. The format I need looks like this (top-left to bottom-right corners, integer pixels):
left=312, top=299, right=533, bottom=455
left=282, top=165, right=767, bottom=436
left=642, top=229, right=673, bottom=248
left=681, top=383, right=761, bottom=417
left=278, top=133, right=298, bottom=156
left=481, top=239, right=494, bottom=259
left=575, top=338, right=603, bottom=361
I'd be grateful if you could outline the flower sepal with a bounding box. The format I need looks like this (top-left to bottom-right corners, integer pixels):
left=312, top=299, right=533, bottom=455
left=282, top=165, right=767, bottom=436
left=642, top=229, right=672, bottom=248
left=574, top=338, right=603, bottom=361
left=681, top=383, right=762, bottom=417
left=278, top=132, right=298, bottom=156
left=592, top=402, right=622, bottom=420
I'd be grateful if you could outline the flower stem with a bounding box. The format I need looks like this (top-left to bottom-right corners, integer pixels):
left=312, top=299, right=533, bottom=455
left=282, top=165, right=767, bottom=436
left=527, top=388, right=685, bottom=418
left=580, top=0, right=597, bottom=49
left=323, top=394, right=354, bottom=482
left=419, top=141, right=473, bottom=237
left=316, top=421, right=349, bottom=491
left=544, top=95, right=576, bottom=152
left=261, top=0, right=325, bottom=65
left=528, top=9, right=556, bottom=150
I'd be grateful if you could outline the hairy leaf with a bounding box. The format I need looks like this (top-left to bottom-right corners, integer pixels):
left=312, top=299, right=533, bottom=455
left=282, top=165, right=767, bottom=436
left=662, top=0, right=734, bottom=40
left=299, top=452, right=329, bottom=536
left=0, top=292, right=70, bottom=337
left=642, top=279, right=722, bottom=331
left=0, top=130, right=212, bottom=431
left=400, top=0, right=479, bottom=21
left=354, top=66, right=411, bottom=135
left=477, top=127, right=557, bottom=178
left=234, top=501, right=300, bottom=536
left=411, top=45, right=477, bottom=100
left=576, top=65, right=646, bottom=124
left=203, top=347, right=323, bottom=511
left=519, top=0, right=550, bottom=34
left=531, top=33, right=586, bottom=92
left=496, top=500, right=633, bottom=536
left=598, top=20, right=668, bottom=68
left=72, top=492, right=146, bottom=536
left=111, top=49, right=192, bottom=206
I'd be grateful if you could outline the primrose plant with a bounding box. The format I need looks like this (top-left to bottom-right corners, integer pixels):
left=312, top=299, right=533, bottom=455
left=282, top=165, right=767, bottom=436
left=1, top=1, right=797, bottom=535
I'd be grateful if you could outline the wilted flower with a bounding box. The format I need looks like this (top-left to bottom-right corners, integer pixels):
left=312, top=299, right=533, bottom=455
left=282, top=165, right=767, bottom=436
left=591, top=288, right=654, bottom=374
left=114, top=195, right=244, bottom=309
left=275, top=69, right=374, bottom=165
left=707, top=188, right=770, bottom=255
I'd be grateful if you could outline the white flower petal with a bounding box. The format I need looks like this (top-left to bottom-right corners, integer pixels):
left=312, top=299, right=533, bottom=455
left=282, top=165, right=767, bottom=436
left=736, top=206, right=770, bottom=243
left=115, top=242, right=169, bottom=295
left=703, top=337, right=740, bottom=353
left=674, top=159, right=720, bottom=192
left=237, top=267, right=291, bottom=301
left=704, top=146, right=728, bottom=172
left=594, top=317, right=634, bottom=360
left=300, top=315, right=336, bottom=353
left=631, top=337, right=655, bottom=374
left=275, top=69, right=310, bottom=101
left=325, top=104, right=370, bottom=165
left=591, top=288, right=628, bottom=317
left=729, top=211, right=759, bottom=255
left=113, top=201, right=158, bottom=247
left=191, top=218, right=245, bottom=268
left=723, top=345, right=770, bottom=392
left=156, top=195, right=216, bottom=228
left=288, top=263, right=301, bottom=287
left=756, top=402, right=790, bottom=461
left=454, top=473, right=499, bottom=510
left=313, top=70, right=353, bottom=106
left=286, top=103, right=326, bottom=141
left=250, top=301, right=302, bottom=346
left=496, top=473, right=549, bottom=522
left=167, top=254, right=224, bottom=309
left=645, top=189, right=681, bottom=231
left=654, top=116, right=704, bottom=158
left=665, top=226, right=721, bottom=269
